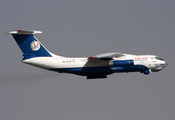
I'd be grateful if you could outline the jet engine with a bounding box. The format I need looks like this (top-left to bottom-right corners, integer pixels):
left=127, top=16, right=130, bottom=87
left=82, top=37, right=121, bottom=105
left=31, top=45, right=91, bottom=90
left=108, top=60, right=134, bottom=67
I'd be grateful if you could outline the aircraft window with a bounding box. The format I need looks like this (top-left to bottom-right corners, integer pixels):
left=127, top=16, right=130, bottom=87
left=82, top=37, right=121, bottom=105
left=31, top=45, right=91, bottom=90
left=155, top=57, right=164, bottom=61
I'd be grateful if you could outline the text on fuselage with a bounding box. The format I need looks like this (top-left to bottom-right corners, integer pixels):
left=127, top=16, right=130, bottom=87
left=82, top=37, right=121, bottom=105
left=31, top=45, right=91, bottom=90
left=135, top=57, right=148, bottom=60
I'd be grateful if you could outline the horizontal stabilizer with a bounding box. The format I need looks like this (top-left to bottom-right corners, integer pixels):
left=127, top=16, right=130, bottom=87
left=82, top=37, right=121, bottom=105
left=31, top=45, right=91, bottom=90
left=7, top=30, right=42, bottom=35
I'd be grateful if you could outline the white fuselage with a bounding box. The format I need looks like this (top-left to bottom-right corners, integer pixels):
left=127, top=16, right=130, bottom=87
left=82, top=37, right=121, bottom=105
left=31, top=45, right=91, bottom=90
left=22, top=54, right=167, bottom=76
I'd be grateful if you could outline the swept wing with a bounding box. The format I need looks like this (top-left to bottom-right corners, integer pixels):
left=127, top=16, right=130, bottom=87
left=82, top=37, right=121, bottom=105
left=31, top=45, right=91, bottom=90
left=88, top=52, right=124, bottom=60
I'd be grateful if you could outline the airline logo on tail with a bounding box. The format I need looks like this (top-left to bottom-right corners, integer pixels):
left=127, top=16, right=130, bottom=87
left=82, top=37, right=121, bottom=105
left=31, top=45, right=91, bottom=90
left=30, top=41, right=40, bottom=51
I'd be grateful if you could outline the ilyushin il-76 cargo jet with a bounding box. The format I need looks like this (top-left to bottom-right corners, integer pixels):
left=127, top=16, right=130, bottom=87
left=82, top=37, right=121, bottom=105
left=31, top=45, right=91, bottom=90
left=7, top=30, right=167, bottom=79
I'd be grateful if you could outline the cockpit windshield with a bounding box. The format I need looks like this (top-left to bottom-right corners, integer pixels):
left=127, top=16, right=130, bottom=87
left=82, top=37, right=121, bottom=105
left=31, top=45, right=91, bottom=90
left=155, top=57, right=164, bottom=61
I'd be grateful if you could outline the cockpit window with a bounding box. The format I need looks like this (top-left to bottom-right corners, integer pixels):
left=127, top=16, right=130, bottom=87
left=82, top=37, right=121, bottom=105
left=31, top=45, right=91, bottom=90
left=155, top=57, right=164, bottom=61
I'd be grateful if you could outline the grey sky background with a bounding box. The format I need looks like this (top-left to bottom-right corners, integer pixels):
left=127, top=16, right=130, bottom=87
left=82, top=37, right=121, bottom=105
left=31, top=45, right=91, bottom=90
left=0, top=0, right=174, bottom=120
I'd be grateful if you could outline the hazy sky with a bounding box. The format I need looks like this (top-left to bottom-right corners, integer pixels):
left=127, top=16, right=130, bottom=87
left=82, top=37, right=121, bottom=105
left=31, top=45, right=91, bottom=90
left=0, top=0, right=174, bottom=120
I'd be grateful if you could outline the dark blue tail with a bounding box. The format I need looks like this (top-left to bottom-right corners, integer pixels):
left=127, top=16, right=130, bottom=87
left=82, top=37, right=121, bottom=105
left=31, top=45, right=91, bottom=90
left=9, top=30, right=52, bottom=60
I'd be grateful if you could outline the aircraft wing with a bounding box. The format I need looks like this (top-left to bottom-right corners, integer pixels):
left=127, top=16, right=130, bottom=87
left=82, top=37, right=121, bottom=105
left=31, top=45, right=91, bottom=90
left=88, top=52, right=124, bottom=60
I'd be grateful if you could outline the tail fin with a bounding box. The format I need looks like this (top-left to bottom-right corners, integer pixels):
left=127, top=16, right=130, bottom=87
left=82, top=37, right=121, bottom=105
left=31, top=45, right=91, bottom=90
left=8, top=30, right=52, bottom=60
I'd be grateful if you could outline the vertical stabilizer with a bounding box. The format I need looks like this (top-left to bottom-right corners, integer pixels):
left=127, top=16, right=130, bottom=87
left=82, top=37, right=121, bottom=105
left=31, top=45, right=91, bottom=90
left=8, top=30, right=52, bottom=60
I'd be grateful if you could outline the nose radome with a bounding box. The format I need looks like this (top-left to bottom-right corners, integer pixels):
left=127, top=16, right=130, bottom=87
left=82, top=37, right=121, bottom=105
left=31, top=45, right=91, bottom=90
left=162, top=61, right=168, bottom=68
left=165, top=62, right=168, bottom=66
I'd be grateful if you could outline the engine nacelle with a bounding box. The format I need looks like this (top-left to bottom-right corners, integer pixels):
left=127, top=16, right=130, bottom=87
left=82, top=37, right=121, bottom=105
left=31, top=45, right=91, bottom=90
left=108, top=60, right=134, bottom=67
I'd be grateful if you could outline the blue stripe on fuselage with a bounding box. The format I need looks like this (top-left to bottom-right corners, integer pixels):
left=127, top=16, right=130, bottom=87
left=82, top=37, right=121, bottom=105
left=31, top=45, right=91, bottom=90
left=49, top=65, right=149, bottom=76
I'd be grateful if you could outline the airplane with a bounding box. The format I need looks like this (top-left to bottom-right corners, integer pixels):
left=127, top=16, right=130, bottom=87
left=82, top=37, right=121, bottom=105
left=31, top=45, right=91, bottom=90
left=7, top=30, right=168, bottom=79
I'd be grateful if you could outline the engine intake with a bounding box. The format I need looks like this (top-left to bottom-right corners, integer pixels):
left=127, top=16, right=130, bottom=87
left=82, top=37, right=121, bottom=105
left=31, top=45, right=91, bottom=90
left=108, top=60, right=134, bottom=67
